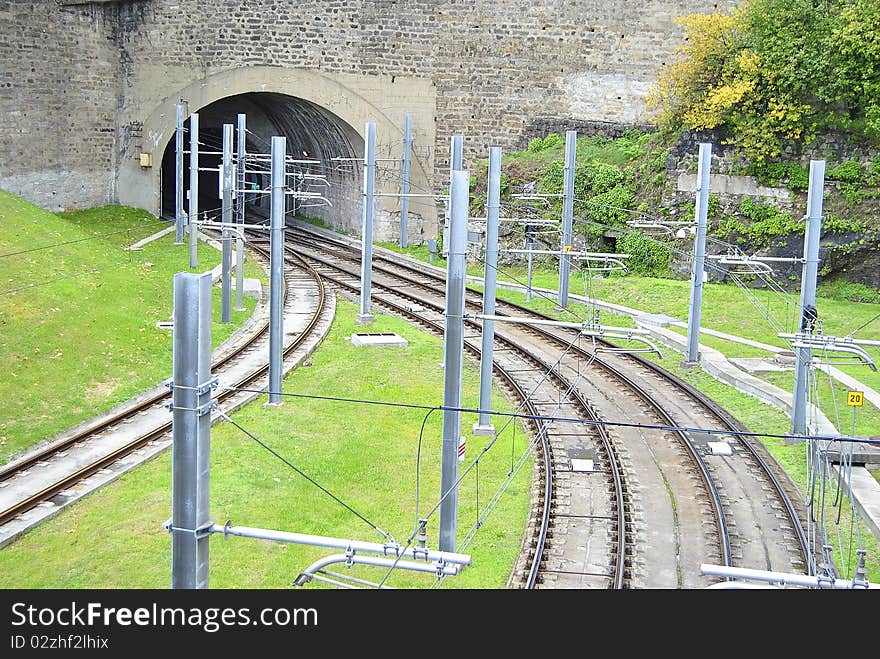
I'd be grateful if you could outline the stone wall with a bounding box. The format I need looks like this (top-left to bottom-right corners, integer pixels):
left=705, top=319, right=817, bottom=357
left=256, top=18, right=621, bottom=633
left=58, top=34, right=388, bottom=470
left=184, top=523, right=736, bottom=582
left=0, top=1, right=119, bottom=211
left=2, top=0, right=738, bottom=225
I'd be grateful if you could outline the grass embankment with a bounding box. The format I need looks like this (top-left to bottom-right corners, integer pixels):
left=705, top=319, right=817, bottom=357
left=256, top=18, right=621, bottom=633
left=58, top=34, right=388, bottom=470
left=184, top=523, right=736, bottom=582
left=379, top=240, right=880, bottom=582
left=0, top=299, right=531, bottom=588
left=0, top=191, right=263, bottom=463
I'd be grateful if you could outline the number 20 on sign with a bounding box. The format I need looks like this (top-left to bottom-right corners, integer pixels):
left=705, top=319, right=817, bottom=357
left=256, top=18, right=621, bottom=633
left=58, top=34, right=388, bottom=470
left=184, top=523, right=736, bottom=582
left=847, top=391, right=864, bottom=407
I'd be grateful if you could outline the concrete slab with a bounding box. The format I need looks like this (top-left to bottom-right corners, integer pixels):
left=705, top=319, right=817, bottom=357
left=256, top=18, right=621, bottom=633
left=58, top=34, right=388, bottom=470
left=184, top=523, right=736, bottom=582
left=730, top=357, right=792, bottom=374
left=350, top=332, right=408, bottom=347
left=473, top=423, right=495, bottom=437
left=570, top=458, right=595, bottom=472
left=708, top=442, right=733, bottom=456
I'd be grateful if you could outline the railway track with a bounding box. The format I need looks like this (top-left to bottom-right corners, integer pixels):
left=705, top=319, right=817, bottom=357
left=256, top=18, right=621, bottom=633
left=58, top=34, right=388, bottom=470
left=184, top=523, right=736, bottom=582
left=1, top=216, right=813, bottom=589
left=0, top=241, right=330, bottom=541
left=289, top=220, right=812, bottom=588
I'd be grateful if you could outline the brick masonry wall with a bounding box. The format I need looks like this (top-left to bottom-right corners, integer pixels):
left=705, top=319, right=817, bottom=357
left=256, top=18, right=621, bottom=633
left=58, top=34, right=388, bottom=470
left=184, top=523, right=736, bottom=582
left=0, top=1, right=119, bottom=211
left=2, top=0, right=735, bottom=212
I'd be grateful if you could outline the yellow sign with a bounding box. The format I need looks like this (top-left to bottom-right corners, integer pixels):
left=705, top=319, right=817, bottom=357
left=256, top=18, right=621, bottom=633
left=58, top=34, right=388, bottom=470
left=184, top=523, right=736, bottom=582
left=564, top=245, right=572, bottom=252
left=847, top=391, right=864, bottom=407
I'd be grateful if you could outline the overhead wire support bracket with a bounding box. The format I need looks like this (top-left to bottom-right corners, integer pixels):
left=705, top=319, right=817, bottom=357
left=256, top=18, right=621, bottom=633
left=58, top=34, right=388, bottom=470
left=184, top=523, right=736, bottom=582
left=212, top=522, right=471, bottom=588
left=626, top=219, right=694, bottom=236
left=293, top=554, right=461, bottom=588
left=708, top=251, right=803, bottom=276
left=778, top=332, right=878, bottom=371
left=506, top=248, right=631, bottom=272
left=466, top=313, right=663, bottom=357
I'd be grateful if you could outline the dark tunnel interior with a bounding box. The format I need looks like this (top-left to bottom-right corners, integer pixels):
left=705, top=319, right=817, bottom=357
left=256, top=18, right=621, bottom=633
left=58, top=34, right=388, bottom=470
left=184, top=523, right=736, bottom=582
left=160, top=92, right=363, bottom=231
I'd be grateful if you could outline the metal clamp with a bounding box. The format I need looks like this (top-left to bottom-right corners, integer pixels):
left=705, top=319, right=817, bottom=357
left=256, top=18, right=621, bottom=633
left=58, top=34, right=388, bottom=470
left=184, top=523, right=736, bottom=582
left=197, top=377, right=219, bottom=396
left=197, top=400, right=218, bottom=417
left=164, top=518, right=215, bottom=540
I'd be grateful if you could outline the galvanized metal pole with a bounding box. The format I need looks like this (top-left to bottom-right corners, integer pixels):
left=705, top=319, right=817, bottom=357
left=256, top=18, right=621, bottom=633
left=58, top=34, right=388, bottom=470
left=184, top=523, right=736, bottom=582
left=235, top=113, right=246, bottom=311
left=684, top=142, right=712, bottom=364
left=268, top=136, right=286, bottom=405
left=557, top=130, right=576, bottom=309
left=475, top=147, right=501, bottom=436
left=440, top=169, right=469, bottom=552
left=221, top=124, right=233, bottom=323
left=175, top=103, right=185, bottom=244
left=188, top=113, right=199, bottom=269
left=442, top=136, right=463, bottom=258
left=791, top=160, right=825, bottom=436
left=170, top=271, right=212, bottom=589
left=357, top=122, right=376, bottom=324
left=526, top=231, right=534, bottom=302
left=399, top=114, right=412, bottom=249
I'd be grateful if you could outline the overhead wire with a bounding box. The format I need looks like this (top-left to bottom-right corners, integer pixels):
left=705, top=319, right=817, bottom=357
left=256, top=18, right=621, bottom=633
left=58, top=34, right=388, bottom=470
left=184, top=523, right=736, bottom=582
left=217, top=411, right=393, bottom=542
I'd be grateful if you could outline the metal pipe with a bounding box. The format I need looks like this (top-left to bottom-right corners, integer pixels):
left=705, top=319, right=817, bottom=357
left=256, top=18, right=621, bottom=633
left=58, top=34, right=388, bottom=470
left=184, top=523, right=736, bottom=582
left=358, top=122, right=376, bottom=323
left=701, top=563, right=877, bottom=589
left=685, top=142, right=712, bottom=363
left=171, top=272, right=213, bottom=589
left=221, top=124, right=233, bottom=324
left=557, top=130, right=576, bottom=309
left=268, top=136, right=286, bottom=404
left=469, top=313, right=652, bottom=335
left=212, top=523, right=471, bottom=564
left=399, top=114, right=412, bottom=248
left=508, top=248, right=630, bottom=258
left=175, top=103, right=185, bottom=244
left=792, top=160, right=825, bottom=436
left=440, top=169, right=469, bottom=552
left=476, top=147, right=501, bottom=433
left=526, top=236, right=533, bottom=302
left=294, top=554, right=460, bottom=587
left=441, top=136, right=463, bottom=258
left=235, top=113, right=246, bottom=311
left=188, top=113, right=199, bottom=268
left=779, top=334, right=880, bottom=348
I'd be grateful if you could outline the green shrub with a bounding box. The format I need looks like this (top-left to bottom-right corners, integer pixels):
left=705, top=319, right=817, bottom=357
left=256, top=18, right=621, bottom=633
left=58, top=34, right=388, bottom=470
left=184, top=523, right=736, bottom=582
left=616, top=230, right=672, bottom=276
left=738, top=197, right=801, bottom=243
left=749, top=161, right=810, bottom=190
left=581, top=161, right=624, bottom=195
left=528, top=133, right=565, bottom=153
left=827, top=160, right=864, bottom=183
left=586, top=185, right=637, bottom=227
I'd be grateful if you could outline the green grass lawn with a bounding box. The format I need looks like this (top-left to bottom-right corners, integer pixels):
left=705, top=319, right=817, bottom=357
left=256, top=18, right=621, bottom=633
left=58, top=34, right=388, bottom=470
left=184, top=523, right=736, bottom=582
left=0, top=192, right=262, bottom=462
left=0, top=299, right=531, bottom=589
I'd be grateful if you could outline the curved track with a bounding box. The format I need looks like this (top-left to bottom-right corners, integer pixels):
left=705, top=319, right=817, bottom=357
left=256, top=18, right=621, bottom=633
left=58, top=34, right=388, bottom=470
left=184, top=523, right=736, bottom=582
left=289, top=221, right=811, bottom=588
left=0, top=243, right=328, bottom=535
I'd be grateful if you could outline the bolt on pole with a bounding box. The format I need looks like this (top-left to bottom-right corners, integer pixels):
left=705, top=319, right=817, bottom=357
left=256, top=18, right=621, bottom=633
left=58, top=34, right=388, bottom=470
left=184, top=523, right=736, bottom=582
left=221, top=124, right=233, bottom=324
left=556, top=130, right=576, bottom=310
left=442, top=136, right=463, bottom=258
left=684, top=142, right=712, bottom=365
left=175, top=103, right=185, bottom=244
left=235, top=113, right=246, bottom=311
left=475, top=147, right=501, bottom=436
left=791, top=160, right=825, bottom=438
left=440, top=169, right=470, bottom=553
left=268, top=136, right=286, bottom=405
left=357, top=122, right=376, bottom=324
left=188, top=113, right=199, bottom=268
left=170, top=271, right=213, bottom=589
left=399, top=114, right=412, bottom=249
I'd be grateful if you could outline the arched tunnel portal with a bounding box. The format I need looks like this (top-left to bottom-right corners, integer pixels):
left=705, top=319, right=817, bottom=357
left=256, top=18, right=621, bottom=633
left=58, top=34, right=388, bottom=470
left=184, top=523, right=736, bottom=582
left=159, top=92, right=363, bottom=234
left=120, top=67, right=438, bottom=244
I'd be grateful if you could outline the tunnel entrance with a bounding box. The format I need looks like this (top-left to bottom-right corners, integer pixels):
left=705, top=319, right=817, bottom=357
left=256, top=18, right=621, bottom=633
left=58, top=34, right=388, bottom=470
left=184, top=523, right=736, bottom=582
left=159, top=92, right=362, bottom=232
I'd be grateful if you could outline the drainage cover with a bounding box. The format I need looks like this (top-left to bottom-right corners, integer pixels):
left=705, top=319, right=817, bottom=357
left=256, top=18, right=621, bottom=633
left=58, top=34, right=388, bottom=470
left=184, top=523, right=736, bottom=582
left=350, top=332, right=408, bottom=347
left=708, top=442, right=733, bottom=456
